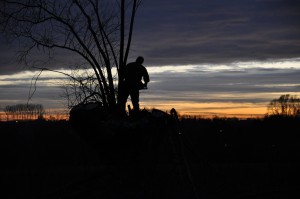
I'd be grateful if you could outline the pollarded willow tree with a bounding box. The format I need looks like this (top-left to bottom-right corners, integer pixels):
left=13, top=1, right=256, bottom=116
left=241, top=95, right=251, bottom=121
left=0, top=0, right=143, bottom=113
left=267, top=94, right=300, bottom=117
left=4, top=103, right=45, bottom=120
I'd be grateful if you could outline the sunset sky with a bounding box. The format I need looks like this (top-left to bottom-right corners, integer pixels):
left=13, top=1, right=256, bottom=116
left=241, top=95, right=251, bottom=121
left=1, top=0, right=300, bottom=118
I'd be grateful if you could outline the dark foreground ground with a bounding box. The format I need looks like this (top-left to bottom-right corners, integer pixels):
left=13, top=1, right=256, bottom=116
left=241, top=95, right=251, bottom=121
left=1, top=117, right=300, bottom=199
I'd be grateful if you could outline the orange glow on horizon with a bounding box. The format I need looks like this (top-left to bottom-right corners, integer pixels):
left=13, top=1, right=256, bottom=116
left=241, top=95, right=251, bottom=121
left=1, top=101, right=267, bottom=121
left=140, top=101, right=267, bottom=118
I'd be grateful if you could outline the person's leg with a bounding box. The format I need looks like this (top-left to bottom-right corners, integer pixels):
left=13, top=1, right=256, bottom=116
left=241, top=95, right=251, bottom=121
left=118, top=85, right=130, bottom=115
left=130, top=89, right=140, bottom=112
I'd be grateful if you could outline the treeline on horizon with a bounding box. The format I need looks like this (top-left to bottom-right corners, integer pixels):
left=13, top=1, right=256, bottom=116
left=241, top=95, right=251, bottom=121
left=1, top=104, right=67, bottom=121
left=3, top=104, right=45, bottom=121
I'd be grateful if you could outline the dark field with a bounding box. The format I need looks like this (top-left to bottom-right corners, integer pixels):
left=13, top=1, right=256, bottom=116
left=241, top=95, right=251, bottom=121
left=1, top=117, right=300, bottom=199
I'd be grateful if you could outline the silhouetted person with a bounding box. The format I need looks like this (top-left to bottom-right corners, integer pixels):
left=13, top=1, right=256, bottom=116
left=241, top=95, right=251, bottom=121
left=120, top=56, right=150, bottom=114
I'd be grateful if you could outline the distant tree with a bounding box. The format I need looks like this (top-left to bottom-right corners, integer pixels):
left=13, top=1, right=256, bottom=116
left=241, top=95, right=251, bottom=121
left=4, top=104, right=45, bottom=120
left=267, top=94, right=300, bottom=117
left=0, top=0, right=143, bottom=114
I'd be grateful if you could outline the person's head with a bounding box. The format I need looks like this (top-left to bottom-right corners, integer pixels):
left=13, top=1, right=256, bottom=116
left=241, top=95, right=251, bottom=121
left=136, top=56, right=144, bottom=65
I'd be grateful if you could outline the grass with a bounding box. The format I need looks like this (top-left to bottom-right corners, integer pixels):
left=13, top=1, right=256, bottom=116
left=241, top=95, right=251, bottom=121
left=1, top=117, right=300, bottom=198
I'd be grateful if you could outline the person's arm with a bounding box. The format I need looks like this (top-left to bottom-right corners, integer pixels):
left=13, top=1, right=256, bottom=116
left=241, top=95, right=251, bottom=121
left=142, top=67, right=150, bottom=88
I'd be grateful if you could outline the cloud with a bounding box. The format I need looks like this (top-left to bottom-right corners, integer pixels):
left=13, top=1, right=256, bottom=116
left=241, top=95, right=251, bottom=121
left=131, top=0, right=300, bottom=66
left=142, top=66, right=300, bottom=105
left=1, top=63, right=300, bottom=115
left=1, top=0, right=300, bottom=75
left=0, top=83, right=65, bottom=109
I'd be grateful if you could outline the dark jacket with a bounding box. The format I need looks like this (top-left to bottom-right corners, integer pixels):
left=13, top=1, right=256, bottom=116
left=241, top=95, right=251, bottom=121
left=123, top=62, right=150, bottom=89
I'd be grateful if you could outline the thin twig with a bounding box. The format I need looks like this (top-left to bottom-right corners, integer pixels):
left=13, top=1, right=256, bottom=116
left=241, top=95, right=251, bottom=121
left=27, top=69, right=43, bottom=105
